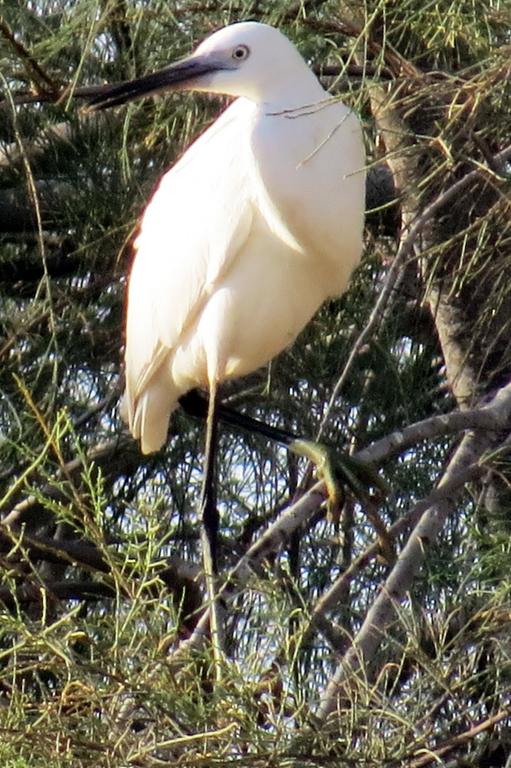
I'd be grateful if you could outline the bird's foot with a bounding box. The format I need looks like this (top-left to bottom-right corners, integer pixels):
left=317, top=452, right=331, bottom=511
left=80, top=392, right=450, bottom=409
left=288, top=439, right=383, bottom=514
left=289, top=439, right=393, bottom=561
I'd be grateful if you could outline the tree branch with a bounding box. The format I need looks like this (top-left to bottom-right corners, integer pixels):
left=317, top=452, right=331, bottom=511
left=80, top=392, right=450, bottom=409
left=0, top=17, right=58, bottom=93
left=316, top=380, right=511, bottom=720
left=407, top=705, right=511, bottom=768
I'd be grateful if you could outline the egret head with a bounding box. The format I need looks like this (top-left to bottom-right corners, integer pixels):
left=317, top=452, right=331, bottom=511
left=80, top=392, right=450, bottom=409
left=189, top=22, right=313, bottom=100
left=87, top=22, right=319, bottom=110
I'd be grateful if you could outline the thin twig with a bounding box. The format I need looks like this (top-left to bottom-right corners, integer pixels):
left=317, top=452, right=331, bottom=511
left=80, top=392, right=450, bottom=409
left=407, top=705, right=511, bottom=767
left=0, top=18, right=57, bottom=91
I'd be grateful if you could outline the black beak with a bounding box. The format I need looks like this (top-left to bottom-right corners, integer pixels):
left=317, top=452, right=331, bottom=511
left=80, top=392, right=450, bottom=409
left=86, top=56, right=218, bottom=110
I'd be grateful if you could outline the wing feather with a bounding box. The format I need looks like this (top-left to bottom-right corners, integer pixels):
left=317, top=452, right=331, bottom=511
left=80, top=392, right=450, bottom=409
left=123, top=99, right=254, bottom=429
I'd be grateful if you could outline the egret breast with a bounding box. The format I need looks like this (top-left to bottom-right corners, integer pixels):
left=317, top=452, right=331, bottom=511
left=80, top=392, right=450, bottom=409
left=169, top=216, right=326, bottom=389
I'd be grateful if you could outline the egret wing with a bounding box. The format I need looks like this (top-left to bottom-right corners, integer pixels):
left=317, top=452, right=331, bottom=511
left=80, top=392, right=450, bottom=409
left=124, top=99, right=254, bottom=425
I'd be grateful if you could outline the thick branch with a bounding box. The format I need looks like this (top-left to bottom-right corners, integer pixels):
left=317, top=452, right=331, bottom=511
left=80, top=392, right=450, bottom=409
left=301, top=459, right=485, bottom=654
left=316, top=381, right=511, bottom=720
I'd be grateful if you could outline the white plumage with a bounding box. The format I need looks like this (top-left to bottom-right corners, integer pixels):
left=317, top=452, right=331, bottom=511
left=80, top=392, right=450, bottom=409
left=108, top=22, right=365, bottom=453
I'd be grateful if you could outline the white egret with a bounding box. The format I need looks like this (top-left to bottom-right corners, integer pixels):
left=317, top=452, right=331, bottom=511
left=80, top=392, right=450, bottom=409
left=88, top=21, right=365, bottom=665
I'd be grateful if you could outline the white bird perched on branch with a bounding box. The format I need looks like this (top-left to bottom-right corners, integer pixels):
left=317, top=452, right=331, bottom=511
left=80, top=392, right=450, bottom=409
left=87, top=20, right=366, bottom=670
left=88, top=21, right=365, bottom=454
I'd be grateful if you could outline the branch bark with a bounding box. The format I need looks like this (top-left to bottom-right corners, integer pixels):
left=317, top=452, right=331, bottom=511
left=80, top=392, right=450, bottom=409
left=316, top=380, right=511, bottom=720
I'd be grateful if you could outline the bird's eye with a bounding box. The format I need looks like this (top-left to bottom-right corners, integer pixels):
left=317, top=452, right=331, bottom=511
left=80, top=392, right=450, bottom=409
left=232, top=44, right=250, bottom=61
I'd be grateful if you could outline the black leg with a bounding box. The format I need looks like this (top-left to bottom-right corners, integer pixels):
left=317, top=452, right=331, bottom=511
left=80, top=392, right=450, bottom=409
left=181, top=388, right=386, bottom=526
left=179, top=389, right=298, bottom=447
left=198, top=381, right=223, bottom=679
left=199, top=386, right=220, bottom=573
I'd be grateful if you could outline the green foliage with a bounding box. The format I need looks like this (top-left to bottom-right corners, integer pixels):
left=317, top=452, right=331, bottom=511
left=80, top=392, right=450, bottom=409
left=1, top=0, right=511, bottom=764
